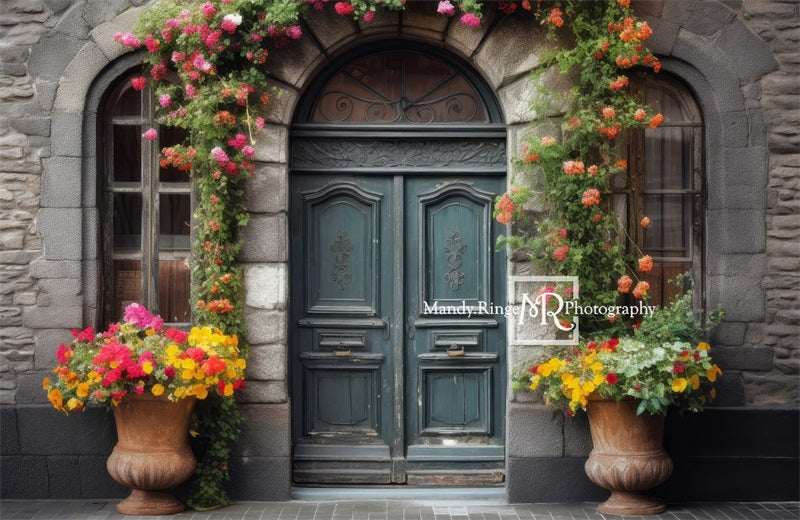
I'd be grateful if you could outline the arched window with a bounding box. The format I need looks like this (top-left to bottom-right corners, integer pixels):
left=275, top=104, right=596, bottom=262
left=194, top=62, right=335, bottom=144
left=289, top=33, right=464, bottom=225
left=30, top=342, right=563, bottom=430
left=99, top=69, right=192, bottom=324
left=619, top=72, right=703, bottom=307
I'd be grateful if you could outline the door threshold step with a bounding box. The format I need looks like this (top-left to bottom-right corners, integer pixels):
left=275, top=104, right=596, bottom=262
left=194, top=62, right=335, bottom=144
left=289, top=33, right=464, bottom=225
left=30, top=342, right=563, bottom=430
left=292, top=486, right=506, bottom=502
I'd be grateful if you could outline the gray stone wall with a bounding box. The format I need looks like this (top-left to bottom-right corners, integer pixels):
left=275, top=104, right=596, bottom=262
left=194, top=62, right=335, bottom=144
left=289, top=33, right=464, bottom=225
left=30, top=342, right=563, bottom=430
left=0, top=0, right=797, bottom=502
left=736, top=0, right=800, bottom=403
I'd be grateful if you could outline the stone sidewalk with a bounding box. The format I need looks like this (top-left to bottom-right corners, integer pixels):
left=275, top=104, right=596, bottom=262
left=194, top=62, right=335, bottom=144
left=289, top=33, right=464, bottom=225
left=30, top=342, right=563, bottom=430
left=1, top=500, right=798, bottom=520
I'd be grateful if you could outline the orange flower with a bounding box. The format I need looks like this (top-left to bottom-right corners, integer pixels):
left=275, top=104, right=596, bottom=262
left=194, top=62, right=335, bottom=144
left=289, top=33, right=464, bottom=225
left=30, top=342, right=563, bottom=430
left=587, top=164, right=599, bottom=175
left=638, top=255, right=653, bottom=273
left=592, top=213, right=602, bottom=222
left=581, top=188, right=601, bottom=207
left=602, top=107, right=616, bottom=120
left=615, top=159, right=628, bottom=170
left=632, top=281, right=650, bottom=298
left=548, top=7, right=564, bottom=27
left=496, top=211, right=512, bottom=225
left=563, top=160, right=585, bottom=175
left=617, top=0, right=630, bottom=6
left=617, top=275, right=633, bottom=294
left=634, top=108, right=647, bottom=121
left=649, top=113, right=664, bottom=128
left=609, top=76, right=629, bottom=91
left=497, top=193, right=515, bottom=213
left=524, top=151, right=540, bottom=163
left=640, top=216, right=651, bottom=228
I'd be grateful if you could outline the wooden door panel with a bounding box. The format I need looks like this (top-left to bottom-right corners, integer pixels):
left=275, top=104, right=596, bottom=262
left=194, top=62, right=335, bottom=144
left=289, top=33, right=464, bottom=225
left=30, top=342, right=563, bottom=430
left=291, top=176, right=395, bottom=484
left=303, top=183, right=381, bottom=315
left=304, top=362, right=381, bottom=435
left=405, top=177, right=506, bottom=479
left=418, top=184, right=494, bottom=309
left=420, top=365, right=492, bottom=434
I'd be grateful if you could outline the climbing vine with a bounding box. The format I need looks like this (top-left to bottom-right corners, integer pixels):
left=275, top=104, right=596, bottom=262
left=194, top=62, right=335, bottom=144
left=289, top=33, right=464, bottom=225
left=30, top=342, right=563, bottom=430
left=120, top=0, right=660, bottom=509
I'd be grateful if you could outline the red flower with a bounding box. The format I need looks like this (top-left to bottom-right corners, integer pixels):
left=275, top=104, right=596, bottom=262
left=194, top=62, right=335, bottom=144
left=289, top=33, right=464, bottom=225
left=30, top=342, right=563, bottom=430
left=130, top=76, right=146, bottom=91
left=605, top=373, right=618, bottom=384
left=334, top=2, right=355, bottom=15
left=56, top=343, right=71, bottom=364
left=165, top=328, right=189, bottom=344
left=552, top=245, right=569, bottom=262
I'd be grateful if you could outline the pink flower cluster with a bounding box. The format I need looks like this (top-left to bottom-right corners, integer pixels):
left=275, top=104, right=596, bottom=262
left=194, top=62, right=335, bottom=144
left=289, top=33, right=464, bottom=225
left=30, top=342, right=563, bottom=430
left=113, top=32, right=141, bottom=48
left=123, top=303, right=164, bottom=331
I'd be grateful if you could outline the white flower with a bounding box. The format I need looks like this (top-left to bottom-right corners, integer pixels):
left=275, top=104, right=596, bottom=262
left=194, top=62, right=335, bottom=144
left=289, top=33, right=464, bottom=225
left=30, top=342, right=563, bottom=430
left=223, top=13, right=242, bottom=26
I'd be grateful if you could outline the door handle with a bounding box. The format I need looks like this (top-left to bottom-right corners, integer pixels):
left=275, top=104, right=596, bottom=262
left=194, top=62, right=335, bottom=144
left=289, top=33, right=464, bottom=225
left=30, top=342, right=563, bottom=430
left=447, top=344, right=465, bottom=357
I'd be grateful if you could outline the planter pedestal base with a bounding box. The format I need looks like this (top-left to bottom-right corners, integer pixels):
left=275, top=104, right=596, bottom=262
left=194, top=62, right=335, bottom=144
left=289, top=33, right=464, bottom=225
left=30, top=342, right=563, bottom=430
left=116, top=489, right=185, bottom=515
left=597, top=490, right=666, bottom=516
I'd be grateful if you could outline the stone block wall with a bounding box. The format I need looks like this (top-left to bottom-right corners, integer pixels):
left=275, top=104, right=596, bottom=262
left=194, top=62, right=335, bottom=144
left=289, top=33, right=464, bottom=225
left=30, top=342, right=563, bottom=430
left=0, top=0, right=797, bottom=502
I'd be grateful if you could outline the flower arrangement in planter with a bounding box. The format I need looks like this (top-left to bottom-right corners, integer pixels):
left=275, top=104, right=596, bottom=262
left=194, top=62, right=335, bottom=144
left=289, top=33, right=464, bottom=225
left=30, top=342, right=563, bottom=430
left=43, top=303, right=246, bottom=514
left=43, top=303, right=246, bottom=413
left=521, top=290, right=722, bottom=416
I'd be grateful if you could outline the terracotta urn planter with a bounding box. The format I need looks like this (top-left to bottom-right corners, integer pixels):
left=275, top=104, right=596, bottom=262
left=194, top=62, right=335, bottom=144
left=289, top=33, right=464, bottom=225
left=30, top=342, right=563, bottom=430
left=583, top=395, right=674, bottom=515
left=106, top=392, right=197, bottom=515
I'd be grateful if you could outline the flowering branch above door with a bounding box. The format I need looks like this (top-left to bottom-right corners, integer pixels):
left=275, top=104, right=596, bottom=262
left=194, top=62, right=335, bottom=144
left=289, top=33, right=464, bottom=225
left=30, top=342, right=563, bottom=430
left=117, top=0, right=663, bottom=509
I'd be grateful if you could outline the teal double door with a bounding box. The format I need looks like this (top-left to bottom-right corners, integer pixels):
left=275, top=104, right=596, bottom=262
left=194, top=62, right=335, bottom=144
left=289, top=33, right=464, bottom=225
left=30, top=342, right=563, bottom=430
left=290, top=171, right=507, bottom=485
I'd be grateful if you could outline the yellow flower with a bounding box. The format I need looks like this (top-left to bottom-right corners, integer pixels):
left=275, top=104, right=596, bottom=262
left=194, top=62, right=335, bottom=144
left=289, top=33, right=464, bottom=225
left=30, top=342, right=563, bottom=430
left=182, top=369, right=195, bottom=380
left=151, top=383, right=165, bottom=396
left=590, top=361, right=603, bottom=373
left=561, top=373, right=575, bottom=385
left=530, top=375, right=540, bottom=390
left=191, top=384, right=209, bottom=400
left=142, top=361, right=153, bottom=374
left=671, top=378, right=688, bottom=393
left=47, top=388, right=63, bottom=410
left=707, top=364, right=722, bottom=383
left=66, top=398, right=83, bottom=410
left=592, top=373, right=604, bottom=386
left=235, top=358, right=246, bottom=369
left=222, top=383, right=234, bottom=397
left=181, top=358, right=196, bottom=370
left=582, top=381, right=596, bottom=395
left=145, top=329, right=156, bottom=336
left=76, top=382, right=90, bottom=398
left=697, top=342, right=710, bottom=351
left=689, top=374, right=700, bottom=390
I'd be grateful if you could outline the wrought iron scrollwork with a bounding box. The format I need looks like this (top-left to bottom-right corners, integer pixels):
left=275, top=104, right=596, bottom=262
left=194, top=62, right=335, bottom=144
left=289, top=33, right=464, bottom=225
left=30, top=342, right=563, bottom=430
left=313, top=54, right=487, bottom=124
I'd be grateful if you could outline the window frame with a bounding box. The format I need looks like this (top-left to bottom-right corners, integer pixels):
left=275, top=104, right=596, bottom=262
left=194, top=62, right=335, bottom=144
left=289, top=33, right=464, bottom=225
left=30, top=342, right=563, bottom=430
left=622, top=71, right=704, bottom=309
left=99, top=69, right=193, bottom=326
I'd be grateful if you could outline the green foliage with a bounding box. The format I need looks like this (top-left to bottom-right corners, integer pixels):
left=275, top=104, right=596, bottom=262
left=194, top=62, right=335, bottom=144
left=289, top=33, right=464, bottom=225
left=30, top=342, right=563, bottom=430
left=496, top=0, right=664, bottom=334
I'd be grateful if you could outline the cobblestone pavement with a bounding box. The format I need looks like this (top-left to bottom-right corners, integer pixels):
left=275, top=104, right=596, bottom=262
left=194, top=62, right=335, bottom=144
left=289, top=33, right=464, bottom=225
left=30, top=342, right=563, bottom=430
left=0, top=500, right=798, bottom=520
